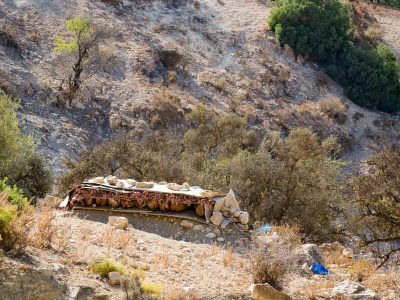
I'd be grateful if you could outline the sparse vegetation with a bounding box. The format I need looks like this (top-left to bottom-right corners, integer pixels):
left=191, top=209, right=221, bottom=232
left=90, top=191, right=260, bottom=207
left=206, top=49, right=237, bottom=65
left=54, top=16, right=113, bottom=106
left=251, top=225, right=302, bottom=289
left=90, top=257, right=126, bottom=278
left=348, top=144, right=400, bottom=266
left=0, top=92, right=51, bottom=198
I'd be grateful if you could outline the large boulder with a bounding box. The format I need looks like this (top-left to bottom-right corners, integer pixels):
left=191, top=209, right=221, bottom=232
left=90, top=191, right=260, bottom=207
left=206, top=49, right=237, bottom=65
left=251, top=283, right=291, bottom=300
left=331, top=280, right=381, bottom=300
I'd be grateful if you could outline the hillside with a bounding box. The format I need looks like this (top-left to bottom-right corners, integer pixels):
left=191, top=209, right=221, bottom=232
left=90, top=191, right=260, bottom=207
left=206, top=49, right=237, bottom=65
left=1, top=1, right=400, bottom=299
left=1, top=0, right=399, bottom=175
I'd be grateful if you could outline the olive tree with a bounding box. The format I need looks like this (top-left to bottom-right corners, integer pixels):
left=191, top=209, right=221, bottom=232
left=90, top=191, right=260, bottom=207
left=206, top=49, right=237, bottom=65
left=0, top=91, right=51, bottom=198
left=54, top=16, right=113, bottom=106
left=349, top=145, right=400, bottom=266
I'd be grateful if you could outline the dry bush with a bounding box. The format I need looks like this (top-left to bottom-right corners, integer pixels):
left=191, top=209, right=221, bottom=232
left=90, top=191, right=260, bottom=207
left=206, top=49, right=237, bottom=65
left=318, top=96, right=348, bottom=125
left=29, top=207, right=56, bottom=249
left=165, top=288, right=200, bottom=300
left=164, top=70, right=177, bottom=85
left=100, top=227, right=132, bottom=251
left=251, top=226, right=302, bottom=289
left=152, top=253, right=176, bottom=268
left=321, top=242, right=351, bottom=266
left=0, top=25, right=20, bottom=50
left=364, top=23, right=382, bottom=45
left=271, top=225, right=302, bottom=245
left=348, top=259, right=376, bottom=282
left=0, top=196, right=34, bottom=254
left=223, top=245, right=235, bottom=267
left=150, top=88, right=183, bottom=127
left=198, top=73, right=228, bottom=92
left=193, top=1, right=200, bottom=10
left=212, top=78, right=228, bottom=92
left=316, top=72, right=334, bottom=87
left=353, top=111, right=364, bottom=122
left=53, top=226, right=71, bottom=253
left=364, top=271, right=400, bottom=296
left=303, top=278, right=336, bottom=299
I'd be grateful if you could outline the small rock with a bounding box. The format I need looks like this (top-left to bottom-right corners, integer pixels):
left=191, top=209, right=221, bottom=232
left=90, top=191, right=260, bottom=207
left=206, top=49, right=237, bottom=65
left=108, top=272, right=121, bottom=286
left=94, top=177, right=105, bottom=184
left=193, top=225, right=204, bottom=231
left=135, top=182, right=154, bottom=189
left=210, top=212, right=223, bottom=226
left=220, top=218, right=232, bottom=229
left=68, top=286, right=80, bottom=300
left=342, top=248, right=354, bottom=259
left=214, top=228, right=221, bottom=235
left=180, top=220, right=194, bottom=229
left=206, top=232, right=217, bottom=239
left=126, top=179, right=136, bottom=186
left=115, top=181, right=124, bottom=189
left=217, top=237, right=225, bottom=242
left=180, top=182, right=190, bottom=191
left=238, top=212, right=249, bottom=224
left=167, top=183, right=181, bottom=191
left=251, top=283, right=292, bottom=300
left=106, top=176, right=118, bottom=185
left=108, top=216, right=128, bottom=229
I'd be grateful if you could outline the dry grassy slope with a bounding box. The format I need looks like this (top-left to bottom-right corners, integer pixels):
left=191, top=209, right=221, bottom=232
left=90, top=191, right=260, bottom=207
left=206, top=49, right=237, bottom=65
left=0, top=0, right=399, bottom=174
left=365, top=2, right=400, bottom=62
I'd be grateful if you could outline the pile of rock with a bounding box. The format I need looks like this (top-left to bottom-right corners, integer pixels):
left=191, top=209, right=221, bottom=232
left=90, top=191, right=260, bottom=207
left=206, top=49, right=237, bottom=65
left=210, top=190, right=249, bottom=228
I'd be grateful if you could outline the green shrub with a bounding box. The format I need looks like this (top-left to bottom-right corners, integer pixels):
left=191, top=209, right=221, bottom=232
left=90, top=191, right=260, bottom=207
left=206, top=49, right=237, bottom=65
left=327, top=44, right=400, bottom=113
left=0, top=197, right=17, bottom=231
left=0, top=195, right=33, bottom=254
left=268, top=0, right=352, bottom=63
left=0, top=91, right=51, bottom=198
left=369, top=0, right=400, bottom=8
left=0, top=179, right=29, bottom=207
left=90, top=258, right=126, bottom=278
left=268, top=0, right=400, bottom=113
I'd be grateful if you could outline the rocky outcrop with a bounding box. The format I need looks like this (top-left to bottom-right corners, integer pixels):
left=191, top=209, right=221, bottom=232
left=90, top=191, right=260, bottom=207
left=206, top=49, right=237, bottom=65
left=331, top=280, right=381, bottom=300
left=0, top=255, right=67, bottom=300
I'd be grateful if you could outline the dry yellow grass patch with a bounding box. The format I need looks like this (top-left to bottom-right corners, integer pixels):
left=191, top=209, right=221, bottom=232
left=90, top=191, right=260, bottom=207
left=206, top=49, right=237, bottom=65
left=348, top=259, right=376, bottom=282
left=99, top=227, right=132, bottom=251
left=164, top=288, right=201, bottom=300
left=303, top=278, right=336, bottom=299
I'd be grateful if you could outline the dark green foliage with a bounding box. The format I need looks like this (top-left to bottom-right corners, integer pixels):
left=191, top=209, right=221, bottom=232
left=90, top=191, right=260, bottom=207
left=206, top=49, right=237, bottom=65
left=327, top=44, right=400, bottom=113
left=268, top=0, right=400, bottom=113
left=0, top=91, right=51, bottom=198
left=268, top=0, right=352, bottom=63
left=370, top=0, right=400, bottom=8
left=0, top=179, right=29, bottom=207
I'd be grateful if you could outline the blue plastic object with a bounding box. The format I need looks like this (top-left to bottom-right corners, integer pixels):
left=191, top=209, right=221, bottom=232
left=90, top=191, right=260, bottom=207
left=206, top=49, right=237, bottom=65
left=311, top=263, right=329, bottom=275
left=260, top=224, right=273, bottom=234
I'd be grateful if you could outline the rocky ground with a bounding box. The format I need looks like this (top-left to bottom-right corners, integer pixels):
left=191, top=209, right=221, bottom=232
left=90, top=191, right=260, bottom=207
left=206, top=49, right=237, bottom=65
left=1, top=209, right=399, bottom=300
